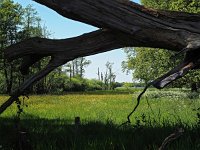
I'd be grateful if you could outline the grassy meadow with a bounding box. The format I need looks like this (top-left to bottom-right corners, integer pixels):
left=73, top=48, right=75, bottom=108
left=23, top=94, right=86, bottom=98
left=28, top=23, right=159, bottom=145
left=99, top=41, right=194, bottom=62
left=1, top=89, right=200, bottom=149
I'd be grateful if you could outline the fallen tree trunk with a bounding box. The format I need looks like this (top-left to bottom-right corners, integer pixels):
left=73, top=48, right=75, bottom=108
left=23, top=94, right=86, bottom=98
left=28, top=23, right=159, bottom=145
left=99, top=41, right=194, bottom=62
left=32, top=0, right=200, bottom=50
left=34, top=0, right=200, bottom=35
left=1, top=0, right=200, bottom=114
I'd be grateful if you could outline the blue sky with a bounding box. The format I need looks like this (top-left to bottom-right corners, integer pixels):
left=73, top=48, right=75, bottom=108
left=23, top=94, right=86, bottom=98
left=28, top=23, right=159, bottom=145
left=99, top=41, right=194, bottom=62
left=13, top=0, right=140, bottom=82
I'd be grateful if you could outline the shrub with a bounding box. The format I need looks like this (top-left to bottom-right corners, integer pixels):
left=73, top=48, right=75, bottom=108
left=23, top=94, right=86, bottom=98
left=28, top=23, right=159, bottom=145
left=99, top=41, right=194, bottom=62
left=85, top=79, right=103, bottom=91
left=64, top=77, right=87, bottom=92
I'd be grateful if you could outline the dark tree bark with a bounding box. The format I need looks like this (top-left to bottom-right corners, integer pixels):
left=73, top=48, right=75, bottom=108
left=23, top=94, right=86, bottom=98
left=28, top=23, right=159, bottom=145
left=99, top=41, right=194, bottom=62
left=1, top=0, right=200, bottom=114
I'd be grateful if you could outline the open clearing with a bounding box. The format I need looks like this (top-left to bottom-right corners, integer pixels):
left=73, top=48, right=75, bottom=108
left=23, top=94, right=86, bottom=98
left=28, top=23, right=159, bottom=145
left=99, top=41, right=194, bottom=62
left=1, top=91, right=200, bottom=149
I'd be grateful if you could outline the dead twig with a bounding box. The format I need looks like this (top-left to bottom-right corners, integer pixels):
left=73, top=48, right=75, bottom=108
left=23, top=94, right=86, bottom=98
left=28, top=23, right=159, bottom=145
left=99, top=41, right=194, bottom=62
left=120, top=83, right=151, bottom=127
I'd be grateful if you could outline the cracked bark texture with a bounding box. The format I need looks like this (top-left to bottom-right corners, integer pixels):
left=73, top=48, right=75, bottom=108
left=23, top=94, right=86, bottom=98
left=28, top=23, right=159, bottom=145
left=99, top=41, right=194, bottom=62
left=1, top=0, right=200, bottom=114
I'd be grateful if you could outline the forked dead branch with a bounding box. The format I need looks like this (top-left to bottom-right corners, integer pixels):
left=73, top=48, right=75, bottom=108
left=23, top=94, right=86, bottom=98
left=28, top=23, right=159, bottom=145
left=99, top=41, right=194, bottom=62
left=1, top=0, right=200, bottom=115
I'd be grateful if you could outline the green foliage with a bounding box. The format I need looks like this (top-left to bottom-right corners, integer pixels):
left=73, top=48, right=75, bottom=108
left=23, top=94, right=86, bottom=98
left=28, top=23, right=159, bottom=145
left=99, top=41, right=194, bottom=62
left=141, top=0, right=172, bottom=9
left=63, top=77, right=104, bottom=92
left=0, top=0, right=52, bottom=94
left=121, top=82, right=133, bottom=92
left=123, top=48, right=175, bottom=83
left=123, top=82, right=133, bottom=88
left=65, top=57, right=91, bottom=78
left=0, top=1, right=94, bottom=94
left=99, top=61, right=116, bottom=90
left=0, top=0, right=23, bottom=93
left=169, top=0, right=200, bottom=13
left=85, top=79, right=104, bottom=91
left=64, top=77, right=87, bottom=92
left=141, top=0, right=200, bottom=12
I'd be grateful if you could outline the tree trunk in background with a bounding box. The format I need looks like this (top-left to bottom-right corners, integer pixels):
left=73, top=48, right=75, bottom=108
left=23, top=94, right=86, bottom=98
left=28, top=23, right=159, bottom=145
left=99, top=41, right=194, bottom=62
left=69, top=65, right=72, bottom=81
left=80, top=58, right=84, bottom=78
left=75, top=59, right=79, bottom=76
left=97, top=68, right=100, bottom=81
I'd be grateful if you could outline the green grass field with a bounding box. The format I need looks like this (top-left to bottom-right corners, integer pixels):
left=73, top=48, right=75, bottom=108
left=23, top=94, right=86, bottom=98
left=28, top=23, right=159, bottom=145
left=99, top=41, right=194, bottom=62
left=1, top=90, right=200, bottom=149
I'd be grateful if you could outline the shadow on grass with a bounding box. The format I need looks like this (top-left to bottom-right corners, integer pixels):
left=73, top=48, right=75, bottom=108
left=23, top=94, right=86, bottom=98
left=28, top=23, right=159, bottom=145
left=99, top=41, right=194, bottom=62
left=1, top=116, right=200, bottom=150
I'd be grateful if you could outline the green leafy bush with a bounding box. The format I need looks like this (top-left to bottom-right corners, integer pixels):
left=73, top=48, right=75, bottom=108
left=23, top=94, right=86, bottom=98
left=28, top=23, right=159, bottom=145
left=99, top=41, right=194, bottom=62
left=64, top=77, right=87, bottom=91
left=85, top=79, right=103, bottom=91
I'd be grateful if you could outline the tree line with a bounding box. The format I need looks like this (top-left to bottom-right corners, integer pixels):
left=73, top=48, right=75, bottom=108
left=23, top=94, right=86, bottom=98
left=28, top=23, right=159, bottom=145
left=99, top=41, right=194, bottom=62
left=0, top=0, right=120, bottom=94
left=123, top=0, right=200, bottom=92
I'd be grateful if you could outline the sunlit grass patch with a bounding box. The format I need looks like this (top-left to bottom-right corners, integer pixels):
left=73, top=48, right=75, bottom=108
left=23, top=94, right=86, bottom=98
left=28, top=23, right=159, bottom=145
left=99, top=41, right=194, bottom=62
left=1, top=91, right=200, bottom=149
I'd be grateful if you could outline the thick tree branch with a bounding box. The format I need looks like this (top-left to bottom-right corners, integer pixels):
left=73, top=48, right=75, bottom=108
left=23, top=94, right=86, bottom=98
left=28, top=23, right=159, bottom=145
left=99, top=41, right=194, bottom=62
left=33, top=0, right=200, bottom=34
left=33, top=0, right=200, bottom=50
left=152, top=49, right=200, bottom=88
left=1, top=30, right=123, bottom=114
left=2, top=0, right=200, bottom=113
left=5, top=30, right=123, bottom=62
left=31, top=0, right=200, bottom=87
